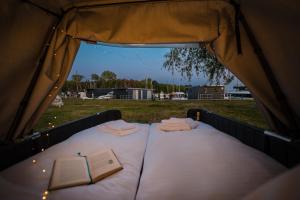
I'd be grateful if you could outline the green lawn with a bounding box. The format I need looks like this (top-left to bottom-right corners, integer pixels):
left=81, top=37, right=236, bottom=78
left=34, top=98, right=269, bottom=131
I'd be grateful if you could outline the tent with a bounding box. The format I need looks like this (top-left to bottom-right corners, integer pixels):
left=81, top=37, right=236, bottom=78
left=0, top=0, right=299, bottom=142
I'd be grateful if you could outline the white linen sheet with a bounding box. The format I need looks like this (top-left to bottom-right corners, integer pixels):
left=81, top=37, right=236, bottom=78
left=136, top=122, right=286, bottom=200
left=0, top=122, right=149, bottom=200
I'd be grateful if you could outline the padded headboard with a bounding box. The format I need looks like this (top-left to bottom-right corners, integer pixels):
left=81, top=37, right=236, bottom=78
left=187, top=109, right=300, bottom=168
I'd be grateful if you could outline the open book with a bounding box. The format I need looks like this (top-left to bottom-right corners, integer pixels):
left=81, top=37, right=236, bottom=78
left=48, top=149, right=122, bottom=190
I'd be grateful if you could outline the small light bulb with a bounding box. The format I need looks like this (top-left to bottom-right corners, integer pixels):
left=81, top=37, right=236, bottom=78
left=41, top=148, right=44, bottom=152
left=42, top=195, right=47, bottom=200
left=44, top=191, right=48, bottom=195
left=54, top=116, right=57, bottom=119
left=32, top=159, right=36, bottom=164
left=46, top=133, right=49, bottom=136
left=51, top=125, right=55, bottom=128
left=42, top=169, right=46, bottom=173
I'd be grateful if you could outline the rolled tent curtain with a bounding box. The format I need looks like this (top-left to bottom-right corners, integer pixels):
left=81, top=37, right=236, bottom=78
left=238, top=0, right=300, bottom=134
left=14, top=31, right=80, bottom=139
left=3, top=0, right=299, bottom=140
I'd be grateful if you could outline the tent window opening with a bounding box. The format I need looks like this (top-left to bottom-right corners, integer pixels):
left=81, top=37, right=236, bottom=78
left=32, top=41, right=268, bottom=133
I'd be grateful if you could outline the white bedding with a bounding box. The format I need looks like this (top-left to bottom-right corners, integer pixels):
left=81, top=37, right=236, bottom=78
left=0, top=123, right=149, bottom=200
left=136, top=122, right=286, bottom=200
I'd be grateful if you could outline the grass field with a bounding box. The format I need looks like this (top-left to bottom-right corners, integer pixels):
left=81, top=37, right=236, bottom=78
left=34, top=98, right=268, bottom=131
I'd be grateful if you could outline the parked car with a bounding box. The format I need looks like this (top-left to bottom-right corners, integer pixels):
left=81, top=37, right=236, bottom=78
left=170, top=92, right=188, bottom=100
left=97, top=91, right=114, bottom=100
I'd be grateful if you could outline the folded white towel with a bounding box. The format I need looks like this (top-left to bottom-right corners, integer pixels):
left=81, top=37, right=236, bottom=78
left=162, top=118, right=200, bottom=128
left=98, top=120, right=138, bottom=136
left=99, top=125, right=139, bottom=136
left=104, top=120, right=136, bottom=131
left=159, top=123, right=191, bottom=132
left=159, top=117, right=200, bottom=132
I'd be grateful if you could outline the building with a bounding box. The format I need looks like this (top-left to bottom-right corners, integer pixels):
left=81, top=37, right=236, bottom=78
left=187, top=85, right=225, bottom=100
left=225, top=85, right=253, bottom=100
left=86, top=88, right=154, bottom=100
left=225, top=91, right=253, bottom=100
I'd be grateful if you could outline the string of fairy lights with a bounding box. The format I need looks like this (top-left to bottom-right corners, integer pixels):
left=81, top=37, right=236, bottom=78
left=32, top=156, right=50, bottom=199
left=27, top=25, right=75, bottom=200
left=34, top=26, right=61, bottom=197
left=32, top=150, right=48, bottom=199
left=48, top=116, right=57, bottom=129
left=31, top=115, right=58, bottom=199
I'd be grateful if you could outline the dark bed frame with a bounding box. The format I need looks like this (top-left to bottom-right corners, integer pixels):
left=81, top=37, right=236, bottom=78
left=0, top=109, right=299, bottom=171
left=0, top=110, right=121, bottom=171
left=187, top=109, right=300, bottom=168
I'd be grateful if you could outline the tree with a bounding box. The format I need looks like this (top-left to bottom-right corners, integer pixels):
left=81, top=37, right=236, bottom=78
left=91, top=74, right=99, bottom=81
left=101, top=70, right=117, bottom=81
left=163, top=44, right=234, bottom=85
left=91, top=73, right=99, bottom=88
left=62, top=80, right=76, bottom=92
left=152, top=80, right=159, bottom=91
left=72, top=74, right=84, bottom=92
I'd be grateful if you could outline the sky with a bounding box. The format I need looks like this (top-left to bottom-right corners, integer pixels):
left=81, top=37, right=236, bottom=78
left=70, top=42, right=239, bottom=90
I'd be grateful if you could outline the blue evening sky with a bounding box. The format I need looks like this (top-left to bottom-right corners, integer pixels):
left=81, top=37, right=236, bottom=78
left=70, top=42, right=238, bottom=89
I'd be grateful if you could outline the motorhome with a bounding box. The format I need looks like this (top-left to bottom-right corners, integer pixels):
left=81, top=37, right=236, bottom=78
left=170, top=92, right=188, bottom=100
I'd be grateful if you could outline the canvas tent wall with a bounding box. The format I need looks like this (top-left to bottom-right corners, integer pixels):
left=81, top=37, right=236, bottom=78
left=0, top=0, right=299, bottom=141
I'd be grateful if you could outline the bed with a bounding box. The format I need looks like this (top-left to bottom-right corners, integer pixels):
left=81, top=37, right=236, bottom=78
left=136, top=122, right=286, bottom=200
left=0, top=122, right=149, bottom=200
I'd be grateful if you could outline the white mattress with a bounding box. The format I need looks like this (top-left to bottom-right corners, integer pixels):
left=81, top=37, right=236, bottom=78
left=136, top=122, right=286, bottom=200
left=0, top=123, right=149, bottom=200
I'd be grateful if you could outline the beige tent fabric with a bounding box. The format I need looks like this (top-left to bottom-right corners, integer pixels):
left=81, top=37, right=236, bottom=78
left=10, top=0, right=237, bottom=139
left=1, top=0, right=299, bottom=140
left=241, top=0, right=300, bottom=118
left=239, top=0, right=300, bottom=131
left=216, top=26, right=290, bottom=126
left=15, top=32, right=80, bottom=137
left=0, top=1, right=58, bottom=140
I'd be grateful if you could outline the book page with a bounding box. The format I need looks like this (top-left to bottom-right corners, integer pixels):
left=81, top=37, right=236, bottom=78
left=48, top=157, right=91, bottom=190
left=87, top=149, right=123, bottom=183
